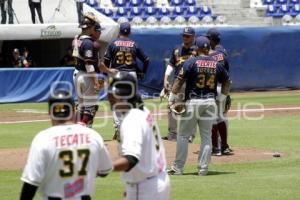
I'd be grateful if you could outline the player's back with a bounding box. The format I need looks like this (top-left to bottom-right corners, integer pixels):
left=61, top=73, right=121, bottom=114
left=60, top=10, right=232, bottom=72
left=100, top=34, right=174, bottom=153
left=22, top=124, right=111, bottom=200
left=183, top=55, right=221, bottom=100
left=120, top=108, right=167, bottom=183
left=107, top=38, right=141, bottom=71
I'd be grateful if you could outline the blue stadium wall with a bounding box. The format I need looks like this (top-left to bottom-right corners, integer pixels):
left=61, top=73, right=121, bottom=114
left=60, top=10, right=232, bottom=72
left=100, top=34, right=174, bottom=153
left=1, top=26, right=300, bottom=103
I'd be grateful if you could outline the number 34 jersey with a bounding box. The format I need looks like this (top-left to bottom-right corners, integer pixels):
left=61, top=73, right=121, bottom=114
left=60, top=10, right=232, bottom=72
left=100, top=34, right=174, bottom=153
left=21, top=124, right=112, bottom=199
left=104, top=38, right=149, bottom=72
left=180, top=55, right=230, bottom=101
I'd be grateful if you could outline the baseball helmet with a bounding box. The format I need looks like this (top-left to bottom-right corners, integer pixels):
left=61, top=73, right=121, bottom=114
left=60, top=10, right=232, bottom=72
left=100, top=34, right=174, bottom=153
left=48, top=90, right=75, bottom=119
left=108, top=71, right=137, bottom=100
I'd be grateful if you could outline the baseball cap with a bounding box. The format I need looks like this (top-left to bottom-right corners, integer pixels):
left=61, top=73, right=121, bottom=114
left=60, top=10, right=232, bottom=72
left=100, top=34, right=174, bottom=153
left=182, top=27, right=195, bottom=36
left=120, top=22, right=131, bottom=35
left=195, top=36, right=210, bottom=49
left=206, top=28, right=220, bottom=41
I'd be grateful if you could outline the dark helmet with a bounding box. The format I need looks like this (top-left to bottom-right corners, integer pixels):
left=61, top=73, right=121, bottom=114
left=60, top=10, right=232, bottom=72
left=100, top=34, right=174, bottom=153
left=108, top=71, right=143, bottom=109
left=48, top=90, right=75, bottom=120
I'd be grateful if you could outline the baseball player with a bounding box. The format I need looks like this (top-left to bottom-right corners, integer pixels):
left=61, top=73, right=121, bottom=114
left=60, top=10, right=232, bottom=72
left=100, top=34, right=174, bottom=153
left=161, top=27, right=197, bottom=142
left=104, top=22, right=149, bottom=140
left=167, top=36, right=230, bottom=176
left=107, top=72, right=170, bottom=200
left=206, top=28, right=232, bottom=156
left=72, top=12, right=117, bottom=128
left=20, top=90, right=112, bottom=200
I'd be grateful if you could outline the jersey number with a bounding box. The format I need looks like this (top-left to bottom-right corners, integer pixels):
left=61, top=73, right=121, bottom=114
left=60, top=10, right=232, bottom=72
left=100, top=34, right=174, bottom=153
left=59, top=149, right=90, bottom=177
left=116, top=51, right=133, bottom=65
left=196, top=74, right=215, bottom=89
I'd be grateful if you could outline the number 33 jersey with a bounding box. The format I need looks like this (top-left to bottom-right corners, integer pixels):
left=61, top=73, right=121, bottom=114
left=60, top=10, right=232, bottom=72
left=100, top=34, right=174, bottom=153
left=104, top=38, right=149, bottom=72
left=21, top=124, right=112, bottom=199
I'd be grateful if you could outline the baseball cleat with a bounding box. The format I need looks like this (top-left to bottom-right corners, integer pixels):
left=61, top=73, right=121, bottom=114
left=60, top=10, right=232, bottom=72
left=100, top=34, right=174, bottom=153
left=167, top=166, right=182, bottom=175
left=211, top=147, right=222, bottom=156
left=198, top=169, right=208, bottom=176
left=221, top=148, right=234, bottom=155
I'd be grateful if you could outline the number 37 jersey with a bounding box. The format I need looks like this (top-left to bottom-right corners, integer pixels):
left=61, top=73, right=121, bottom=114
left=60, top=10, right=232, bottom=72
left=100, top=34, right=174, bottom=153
left=21, top=124, right=112, bottom=200
left=104, top=38, right=149, bottom=72
left=180, top=55, right=229, bottom=100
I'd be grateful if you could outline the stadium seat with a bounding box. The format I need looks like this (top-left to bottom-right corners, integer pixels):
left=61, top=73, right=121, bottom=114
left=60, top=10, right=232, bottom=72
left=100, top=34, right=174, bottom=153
left=276, top=0, right=287, bottom=5
left=263, top=0, right=275, bottom=5
left=143, top=0, right=155, bottom=7
left=266, top=5, right=278, bottom=17
left=289, top=0, right=300, bottom=5
left=98, top=0, right=114, bottom=8
left=129, top=0, right=143, bottom=7
left=171, top=6, right=186, bottom=19
left=115, top=7, right=128, bottom=18
left=86, top=0, right=99, bottom=7
left=131, top=16, right=144, bottom=25
left=117, top=16, right=129, bottom=23
left=157, top=7, right=171, bottom=20
left=200, top=6, right=212, bottom=18
left=99, top=7, right=114, bottom=17
left=282, top=14, right=293, bottom=25
left=115, top=0, right=127, bottom=7
left=174, top=16, right=186, bottom=25
left=290, top=4, right=300, bottom=17
left=146, top=16, right=158, bottom=25
left=279, top=4, right=290, bottom=15
left=185, top=6, right=200, bottom=20
left=202, top=15, right=213, bottom=24
left=160, top=16, right=172, bottom=25
left=188, top=15, right=200, bottom=25
left=184, top=0, right=196, bottom=6
left=170, top=0, right=184, bottom=6
left=295, top=13, right=300, bottom=24
left=143, top=7, right=157, bottom=20
left=129, top=7, right=144, bottom=20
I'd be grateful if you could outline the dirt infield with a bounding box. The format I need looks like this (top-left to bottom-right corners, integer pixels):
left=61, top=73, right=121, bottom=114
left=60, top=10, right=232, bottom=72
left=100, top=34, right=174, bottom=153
left=0, top=141, right=283, bottom=171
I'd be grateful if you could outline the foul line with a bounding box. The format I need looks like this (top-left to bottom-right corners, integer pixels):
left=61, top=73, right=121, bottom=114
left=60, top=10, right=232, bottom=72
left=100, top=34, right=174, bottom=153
left=1, top=106, right=300, bottom=124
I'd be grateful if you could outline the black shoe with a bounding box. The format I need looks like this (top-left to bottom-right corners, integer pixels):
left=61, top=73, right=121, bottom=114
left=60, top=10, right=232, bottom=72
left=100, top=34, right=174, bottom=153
left=212, top=147, right=221, bottom=156
left=221, top=147, right=234, bottom=155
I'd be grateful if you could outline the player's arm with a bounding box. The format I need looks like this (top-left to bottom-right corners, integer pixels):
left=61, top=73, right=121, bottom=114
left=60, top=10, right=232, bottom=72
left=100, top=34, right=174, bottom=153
left=20, top=182, right=38, bottom=200
left=99, top=62, right=118, bottom=75
left=136, top=45, right=150, bottom=74
left=113, top=155, right=139, bottom=172
left=216, top=63, right=231, bottom=101
left=168, top=60, right=189, bottom=103
left=103, top=43, right=112, bottom=68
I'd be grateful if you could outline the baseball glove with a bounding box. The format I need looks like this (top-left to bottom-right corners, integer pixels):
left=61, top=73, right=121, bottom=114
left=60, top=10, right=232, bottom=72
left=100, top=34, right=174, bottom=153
left=224, top=95, right=231, bottom=113
left=169, top=102, right=186, bottom=115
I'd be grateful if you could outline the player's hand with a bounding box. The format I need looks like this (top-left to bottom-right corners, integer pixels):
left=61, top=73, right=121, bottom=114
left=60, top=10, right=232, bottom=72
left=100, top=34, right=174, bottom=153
left=224, top=95, right=231, bottom=113
left=94, top=81, right=102, bottom=92
left=164, top=81, right=170, bottom=90
left=160, top=88, right=169, bottom=102
left=109, top=68, right=118, bottom=75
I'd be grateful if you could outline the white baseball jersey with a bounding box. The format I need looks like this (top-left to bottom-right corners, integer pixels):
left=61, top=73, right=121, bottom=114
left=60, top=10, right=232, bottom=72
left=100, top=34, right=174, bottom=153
left=21, top=124, right=112, bottom=200
left=119, top=107, right=167, bottom=183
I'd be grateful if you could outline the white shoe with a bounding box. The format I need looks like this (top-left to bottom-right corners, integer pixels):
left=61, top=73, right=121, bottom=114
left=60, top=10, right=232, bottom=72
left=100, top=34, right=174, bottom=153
left=167, top=166, right=183, bottom=175
left=198, top=169, right=208, bottom=176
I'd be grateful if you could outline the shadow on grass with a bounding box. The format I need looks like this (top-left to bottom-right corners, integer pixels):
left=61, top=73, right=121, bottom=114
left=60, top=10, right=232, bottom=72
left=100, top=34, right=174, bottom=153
left=182, top=171, right=236, bottom=176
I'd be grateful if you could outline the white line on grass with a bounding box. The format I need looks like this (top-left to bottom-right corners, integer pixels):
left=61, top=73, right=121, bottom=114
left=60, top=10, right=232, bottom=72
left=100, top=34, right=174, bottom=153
left=1, top=106, right=300, bottom=124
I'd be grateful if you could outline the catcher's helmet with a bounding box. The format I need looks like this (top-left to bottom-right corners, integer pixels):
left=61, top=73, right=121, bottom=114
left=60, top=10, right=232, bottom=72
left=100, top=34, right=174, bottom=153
left=48, top=90, right=74, bottom=120
left=79, top=12, right=103, bottom=31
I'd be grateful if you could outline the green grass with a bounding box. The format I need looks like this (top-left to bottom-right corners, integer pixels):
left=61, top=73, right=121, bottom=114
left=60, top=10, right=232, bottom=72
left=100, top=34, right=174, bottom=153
left=0, top=91, right=300, bottom=200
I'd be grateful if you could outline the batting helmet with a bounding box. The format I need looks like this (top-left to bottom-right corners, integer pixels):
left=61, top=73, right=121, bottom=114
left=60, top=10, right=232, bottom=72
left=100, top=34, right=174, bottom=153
left=108, top=71, right=143, bottom=109
left=48, top=90, right=75, bottom=119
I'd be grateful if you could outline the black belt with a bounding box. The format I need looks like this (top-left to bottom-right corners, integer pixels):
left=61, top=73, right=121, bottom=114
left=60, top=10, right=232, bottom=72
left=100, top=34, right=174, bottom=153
left=48, top=195, right=91, bottom=200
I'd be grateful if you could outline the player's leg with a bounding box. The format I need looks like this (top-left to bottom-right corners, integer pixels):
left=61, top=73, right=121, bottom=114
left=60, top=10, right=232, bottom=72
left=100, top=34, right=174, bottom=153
left=163, top=108, right=177, bottom=141
left=79, top=73, right=99, bottom=127
left=7, top=0, right=13, bottom=24
left=169, top=100, right=197, bottom=174
left=197, top=100, right=216, bottom=175
left=28, top=0, right=35, bottom=23
left=1, top=2, right=6, bottom=24
left=129, top=172, right=170, bottom=200
left=35, top=2, right=43, bottom=23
